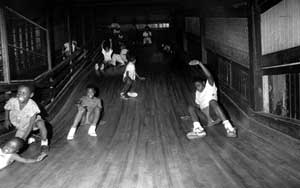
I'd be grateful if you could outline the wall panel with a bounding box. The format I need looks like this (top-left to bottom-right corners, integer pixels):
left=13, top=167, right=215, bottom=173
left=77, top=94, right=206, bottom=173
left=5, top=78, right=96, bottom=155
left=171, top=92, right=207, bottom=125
left=261, top=0, right=300, bottom=55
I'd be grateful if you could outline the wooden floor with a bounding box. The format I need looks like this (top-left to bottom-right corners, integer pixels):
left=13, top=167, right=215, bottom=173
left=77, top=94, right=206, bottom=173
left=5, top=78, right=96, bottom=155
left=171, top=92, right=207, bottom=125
left=0, top=47, right=300, bottom=188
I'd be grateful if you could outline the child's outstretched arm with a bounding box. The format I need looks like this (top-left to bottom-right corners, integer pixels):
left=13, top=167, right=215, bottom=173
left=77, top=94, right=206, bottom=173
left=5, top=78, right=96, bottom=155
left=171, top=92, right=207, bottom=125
left=136, top=72, right=146, bottom=80
left=189, top=60, right=214, bottom=85
left=101, top=40, right=105, bottom=49
left=109, top=38, right=112, bottom=49
left=11, top=152, right=47, bottom=164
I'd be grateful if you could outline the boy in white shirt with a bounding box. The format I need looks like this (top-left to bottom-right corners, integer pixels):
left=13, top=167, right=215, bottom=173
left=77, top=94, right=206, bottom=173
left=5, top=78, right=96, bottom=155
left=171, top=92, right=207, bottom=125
left=120, top=54, right=145, bottom=99
left=187, top=60, right=237, bottom=139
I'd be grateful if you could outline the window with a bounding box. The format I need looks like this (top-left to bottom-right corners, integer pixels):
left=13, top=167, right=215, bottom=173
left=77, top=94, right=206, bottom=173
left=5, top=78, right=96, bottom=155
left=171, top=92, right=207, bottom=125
left=263, top=73, right=300, bottom=119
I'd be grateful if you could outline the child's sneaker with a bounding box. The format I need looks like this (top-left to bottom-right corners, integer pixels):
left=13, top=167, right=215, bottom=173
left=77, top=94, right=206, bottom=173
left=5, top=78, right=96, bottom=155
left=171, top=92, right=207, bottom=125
left=186, top=128, right=207, bottom=139
left=28, top=137, right=36, bottom=144
left=88, top=126, right=97, bottom=137
left=100, top=64, right=105, bottom=71
left=120, top=93, right=129, bottom=100
left=95, top=63, right=99, bottom=71
left=226, top=128, right=237, bottom=138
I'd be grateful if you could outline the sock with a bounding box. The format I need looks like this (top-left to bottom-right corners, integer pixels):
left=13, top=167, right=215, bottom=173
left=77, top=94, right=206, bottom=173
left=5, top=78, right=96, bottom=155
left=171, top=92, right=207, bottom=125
left=193, top=122, right=204, bottom=132
left=223, top=120, right=234, bottom=131
left=41, top=139, right=48, bottom=146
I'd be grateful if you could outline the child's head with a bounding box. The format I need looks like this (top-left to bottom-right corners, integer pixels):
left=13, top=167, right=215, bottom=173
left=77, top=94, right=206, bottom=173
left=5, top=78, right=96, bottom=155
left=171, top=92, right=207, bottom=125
left=17, top=84, right=34, bottom=104
left=103, top=40, right=110, bottom=52
left=86, top=84, right=97, bottom=98
left=2, top=137, right=25, bottom=154
left=193, top=77, right=206, bottom=92
left=127, top=53, right=136, bottom=63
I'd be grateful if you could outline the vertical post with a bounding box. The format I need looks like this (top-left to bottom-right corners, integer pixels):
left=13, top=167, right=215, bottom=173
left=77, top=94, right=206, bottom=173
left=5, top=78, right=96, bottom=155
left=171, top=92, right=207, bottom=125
left=46, top=9, right=53, bottom=70
left=200, top=17, right=207, bottom=64
left=81, top=15, right=86, bottom=46
left=0, top=8, right=10, bottom=83
left=67, top=8, right=72, bottom=56
left=248, top=0, right=263, bottom=111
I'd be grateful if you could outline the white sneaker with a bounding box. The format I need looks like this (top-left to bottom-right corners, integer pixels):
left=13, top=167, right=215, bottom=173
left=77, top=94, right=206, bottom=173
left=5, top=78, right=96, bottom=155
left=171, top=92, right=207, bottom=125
left=67, top=128, right=76, bottom=140
left=88, top=126, right=97, bottom=137
left=100, top=64, right=104, bottom=71
left=95, top=63, right=99, bottom=70
left=28, top=137, right=36, bottom=144
left=187, top=127, right=207, bottom=139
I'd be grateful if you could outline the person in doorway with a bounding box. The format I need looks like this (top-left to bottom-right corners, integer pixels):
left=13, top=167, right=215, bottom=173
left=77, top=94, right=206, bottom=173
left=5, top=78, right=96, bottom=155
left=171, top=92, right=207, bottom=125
left=142, top=26, right=152, bottom=45
left=186, top=60, right=237, bottom=139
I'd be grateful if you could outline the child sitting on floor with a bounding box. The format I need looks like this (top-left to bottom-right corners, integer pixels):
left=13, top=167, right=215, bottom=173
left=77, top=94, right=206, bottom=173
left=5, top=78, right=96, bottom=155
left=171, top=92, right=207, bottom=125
left=4, top=84, right=49, bottom=153
left=186, top=60, right=237, bottom=139
left=67, top=85, right=102, bottom=140
left=0, top=137, right=47, bottom=170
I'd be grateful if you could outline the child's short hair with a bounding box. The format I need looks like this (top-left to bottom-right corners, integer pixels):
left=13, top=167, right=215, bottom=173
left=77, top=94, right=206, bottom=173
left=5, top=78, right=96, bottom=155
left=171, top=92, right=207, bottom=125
left=103, top=40, right=110, bottom=49
left=126, top=53, right=136, bottom=62
left=192, top=76, right=206, bottom=84
left=6, top=137, right=25, bottom=152
left=86, top=84, right=97, bottom=92
left=18, top=83, right=35, bottom=93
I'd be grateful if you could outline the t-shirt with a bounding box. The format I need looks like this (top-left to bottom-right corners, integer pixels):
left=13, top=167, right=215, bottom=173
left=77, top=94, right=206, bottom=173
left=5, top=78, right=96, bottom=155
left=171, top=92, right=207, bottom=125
left=102, top=48, right=113, bottom=62
left=0, top=149, right=13, bottom=170
left=4, top=98, right=40, bottom=130
left=79, top=96, right=102, bottom=112
left=123, top=62, right=136, bottom=80
left=195, top=80, right=218, bottom=109
left=143, top=31, right=152, bottom=38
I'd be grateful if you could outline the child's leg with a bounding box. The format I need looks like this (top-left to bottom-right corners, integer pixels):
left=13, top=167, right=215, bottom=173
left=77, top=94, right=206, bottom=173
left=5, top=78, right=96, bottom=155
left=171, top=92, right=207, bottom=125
left=35, top=119, right=49, bottom=152
left=36, top=120, right=48, bottom=145
left=209, top=100, right=237, bottom=137
left=121, top=77, right=133, bottom=97
left=187, top=105, right=207, bottom=138
left=67, top=106, right=86, bottom=140
left=188, top=105, right=207, bottom=129
left=87, top=107, right=101, bottom=136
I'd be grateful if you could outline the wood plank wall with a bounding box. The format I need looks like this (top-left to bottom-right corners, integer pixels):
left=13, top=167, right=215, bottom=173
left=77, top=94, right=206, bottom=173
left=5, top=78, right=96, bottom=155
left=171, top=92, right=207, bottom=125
left=261, top=0, right=300, bottom=55
left=205, top=18, right=249, bottom=68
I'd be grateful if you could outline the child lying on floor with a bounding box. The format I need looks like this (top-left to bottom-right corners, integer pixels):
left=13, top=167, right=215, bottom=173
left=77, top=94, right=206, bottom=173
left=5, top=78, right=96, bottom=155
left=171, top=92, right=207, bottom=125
left=0, top=137, right=47, bottom=170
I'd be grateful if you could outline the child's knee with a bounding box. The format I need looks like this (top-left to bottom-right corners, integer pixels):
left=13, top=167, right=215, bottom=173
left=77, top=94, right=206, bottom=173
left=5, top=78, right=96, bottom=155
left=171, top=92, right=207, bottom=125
left=77, top=106, right=87, bottom=113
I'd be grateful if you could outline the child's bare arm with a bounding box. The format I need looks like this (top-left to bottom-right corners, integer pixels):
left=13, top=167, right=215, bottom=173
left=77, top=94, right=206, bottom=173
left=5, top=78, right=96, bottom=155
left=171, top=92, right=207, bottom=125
left=101, top=40, right=105, bottom=49
left=136, top=73, right=146, bottom=80
left=4, top=110, right=11, bottom=129
left=11, top=152, right=47, bottom=163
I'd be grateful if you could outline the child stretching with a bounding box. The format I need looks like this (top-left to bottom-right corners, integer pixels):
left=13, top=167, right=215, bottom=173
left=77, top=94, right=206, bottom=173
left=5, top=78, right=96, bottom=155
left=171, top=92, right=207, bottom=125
left=4, top=84, right=49, bottom=152
left=98, top=38, right=113, bottom=71
left=120, top=53, right=145, bottom=99
left=187, top=60, right=237, bottom=139
left=0, top=137, right=47, bottom=170
left=67, top=85, right=102, bottom=140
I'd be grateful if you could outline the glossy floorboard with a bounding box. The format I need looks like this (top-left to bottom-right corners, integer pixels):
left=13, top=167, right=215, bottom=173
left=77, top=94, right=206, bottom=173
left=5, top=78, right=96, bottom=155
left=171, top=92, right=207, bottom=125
left=0, top=48, right=299, bottom=188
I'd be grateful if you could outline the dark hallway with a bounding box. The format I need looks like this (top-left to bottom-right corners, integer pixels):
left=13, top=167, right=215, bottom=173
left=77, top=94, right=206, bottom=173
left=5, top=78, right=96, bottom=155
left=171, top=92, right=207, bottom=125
left=0, top=0, right=300, bottom=188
